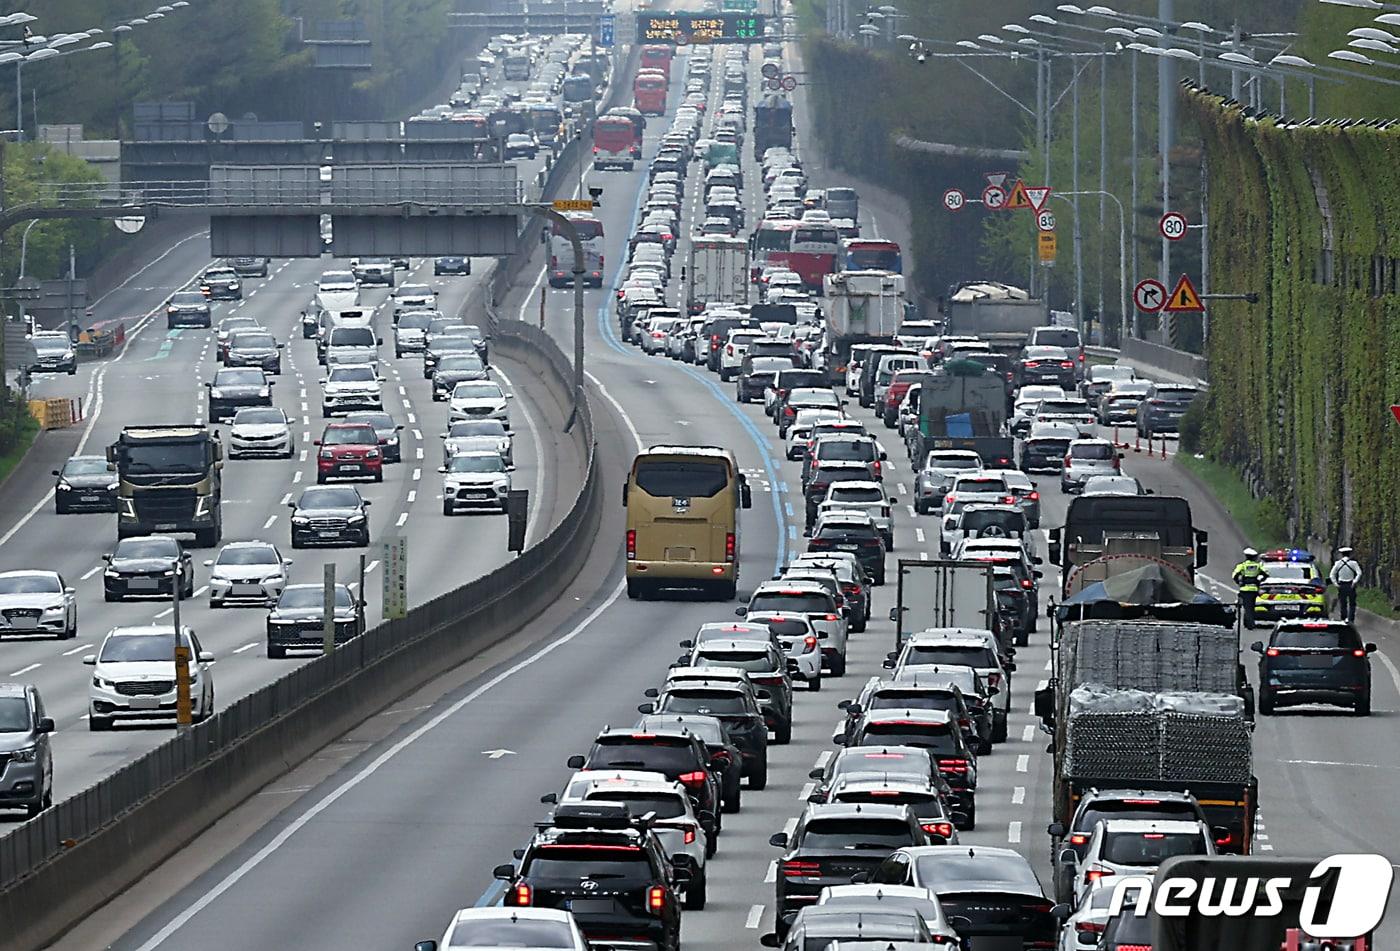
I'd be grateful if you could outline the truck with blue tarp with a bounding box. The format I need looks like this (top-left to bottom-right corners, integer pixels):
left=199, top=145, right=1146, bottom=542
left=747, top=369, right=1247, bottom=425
left=907, top=360, right=1013, bottom=468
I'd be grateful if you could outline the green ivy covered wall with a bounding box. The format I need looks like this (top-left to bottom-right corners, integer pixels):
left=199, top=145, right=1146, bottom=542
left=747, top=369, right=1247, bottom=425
left=1184, top=88, right=1400, bottom=593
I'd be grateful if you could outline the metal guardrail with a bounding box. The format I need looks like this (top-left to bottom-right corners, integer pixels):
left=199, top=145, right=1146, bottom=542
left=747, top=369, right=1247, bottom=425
left=1087, top=342, right=1209, bottom=388
left=30, top=179, right=525, bottom=209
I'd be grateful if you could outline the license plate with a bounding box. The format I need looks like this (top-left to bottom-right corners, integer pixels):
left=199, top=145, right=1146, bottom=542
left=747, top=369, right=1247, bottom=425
left=9, top=616, right=36, bottom=629
left=128, top=578, right=158, bottom=591
left=318, top=530, right=340, bottom=538
left=836, top=544, right=858, bottom=551
left=81, top=495, right=100, bottom=502
left=566, top=899, right=618, bottom=914
left=129, top=696, right=160, bottom=710
left=155, top=523, right=177, bottom=530
left=233, top=583, right=260, bottom=593
left=303, top=630, right=325, bottom=639
left=338, top=464, right=359, bottom=472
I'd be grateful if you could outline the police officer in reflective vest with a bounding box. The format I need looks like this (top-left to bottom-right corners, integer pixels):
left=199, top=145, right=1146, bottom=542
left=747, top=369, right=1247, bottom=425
left=1330, top=546, right=1362, bottom=623
left=1232, top=547, right=1265, bottom=629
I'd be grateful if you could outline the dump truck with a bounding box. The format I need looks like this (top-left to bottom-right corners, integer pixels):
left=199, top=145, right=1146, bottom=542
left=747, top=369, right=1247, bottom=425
left=908, top=361, right=1013, bottom=468
left=821, top=270, right=911, bottom=386
left=108, top=426, right=224, bottom=546
left=887, top=559, right=997, bottom=652
left=940, top=281, right=1047, bottom=357
left=685, top=236, right=749, bottom=314
left=1049, top=494, right=1209, bottom=599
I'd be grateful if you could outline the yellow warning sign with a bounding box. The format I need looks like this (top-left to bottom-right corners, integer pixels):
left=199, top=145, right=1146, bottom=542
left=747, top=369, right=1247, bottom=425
left=1163, top=273, right=1205, bottom=312
left=1037, top=230, right=1057, bottom=264
left=552, top=199, right=594, bottom=212
left=1005, top=179, right=1033, bottom=211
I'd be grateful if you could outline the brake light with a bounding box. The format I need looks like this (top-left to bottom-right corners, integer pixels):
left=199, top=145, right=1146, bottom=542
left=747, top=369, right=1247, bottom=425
left=1002, top=495, right=1015, bottom=504
left=1069, top=833, right=1089, bottom=846
left=785, top=406, right=796, bottom=417
left=683, top=826, right=696, bottom=845
left=1214, top=831, right=1234, bottom=846
left=937, top=757, right=969, bottom=774
left=727, top=345, right=734, bottom=355
left=512, top=883, right=532, bottom=905
left=986, top=672, right=1002, bottom=688
left=872, top=460, right=882, bottom=476
left=711, top=334, right=721, bottom=344
left=1063, top=455, right=1072, bottom=467
left=803, top=635, right=818, bottom=651
left=1060, top=361, right=1074, bottom=368
left=1021, top=578, right=1033, bottom=589
left=550, top=255, right=558, bottom=269
left=648, top=885, right=666, bottom=912
left=782, top=860, right=820, bottom=877
left=1076, top=921, right=1106, bottom=935
left=922, top=821, right=954, bottom=839
left=725, top=533, right=736, bottom=563
left=822, top=613, right=839, bottom=621
left=1085, top=868, right=1114, bottom=884
left=627, top=530, right=636, bottom=560
left=1028, top=491, right=1040, bottom=500
left=652, top=331, right=665, bottom=339
left=1142, top=833, right=1166, bottom=839
left=1266, top=648, right=1280, bottom=657
left=678, top=771, right=708, bottom=788
left=1079, top=352, right=1086, bottom=362
left=1354, top=648, right=1367, bottom=657
left=850, top=585, right=862, bottom=596
left=1025, top=361, right=1040, bottom=368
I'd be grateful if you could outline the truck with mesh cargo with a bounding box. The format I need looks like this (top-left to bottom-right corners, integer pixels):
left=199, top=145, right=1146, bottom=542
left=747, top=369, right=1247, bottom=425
left=108, top=426, right=224, bottom=547
left=908, top=361, right=1014, bottom=468
left=1033, top=597, right=1257, bottom=864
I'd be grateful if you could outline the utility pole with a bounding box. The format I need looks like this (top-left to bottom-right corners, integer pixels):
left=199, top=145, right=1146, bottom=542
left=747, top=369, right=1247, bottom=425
left=1098, top=51, right=1107, bottom=342
left=1072, top=60, right=1084, bottom=337
left=1129, top=49, right=1138, bottom=339
left=1158, top=0, right=1175, bottom=345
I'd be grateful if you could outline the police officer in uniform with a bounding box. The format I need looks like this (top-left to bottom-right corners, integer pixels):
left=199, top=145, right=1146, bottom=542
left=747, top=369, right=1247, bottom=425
left=1330, top=546, right=1362, bottom=623
left=1232, top=547, right=1265, bottom=629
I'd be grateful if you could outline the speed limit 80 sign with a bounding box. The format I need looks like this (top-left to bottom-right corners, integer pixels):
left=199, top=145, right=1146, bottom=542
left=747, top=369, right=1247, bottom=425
left=942, top=188, right=966, bottom=212
left=1160, top=211, right=1188, bottom=241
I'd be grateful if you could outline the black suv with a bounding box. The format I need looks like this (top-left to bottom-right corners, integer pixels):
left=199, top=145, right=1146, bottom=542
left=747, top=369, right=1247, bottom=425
left=1252, top=619, right=1375, bottom=715
left=497, top=802, right=687, bottom=951
left=634, top=713, right=745, bottom=814
left=769, top=802, right=927, bottom=922
left=840, top=708, right=979, bottom=828
left=568, top=728, right=723, bottom=838
left=641, top=680, right=769, bottom=788
left=807, top=514, right=887, bottom=585
left=206, top=368, right=273, bottom=422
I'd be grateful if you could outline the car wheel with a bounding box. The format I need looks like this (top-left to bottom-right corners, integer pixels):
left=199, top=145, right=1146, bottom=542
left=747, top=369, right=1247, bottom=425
left=748, top=758, right=768, bottom=790
left=723, top=781, right=742, bottom=814
left=373, top=470, right=383, bottom=483
left=685, top=867, right=708, bottom=910
left=290, top=536, right=304, bottom=550
left=103, top=590, right=119, bottom=603
left=1014, top=630, right=1029, bottom=647
left=1258, top=690, right=1275, bottom=715
left=442, top=501, right=454, bottom=516
left=992, top=710, right=1009, bottom=743
left=808, top=674, right=821, bottom=692
left=267, top=643, right=286, bottom=659
left=963, top=800, right=977, bottom=830
left=775, top=718, right=792, bottom=745
left=829, top=653, right=847, bottom=677
left=1356, top=692, right=1372, bottom=716
left=88, top=715, right=112, bottom=732
left=915, top=499, right=928, bottom=515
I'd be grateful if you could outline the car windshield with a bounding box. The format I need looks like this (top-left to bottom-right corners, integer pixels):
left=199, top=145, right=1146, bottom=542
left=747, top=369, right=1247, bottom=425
left=205, top=270, right=236, bottom=281
left=299, top=488, right=360, bottom=509
left=829, top=487, right=883, bottom=503
left=323, top=426, right=376, bottom=445
left=220, top=319, right=259, bottom=334
left=859, top=721, right=958, bottom=753
left=398, top=314, right=432, bottom=330
left=695, top=649, right=774, bottom=673
left=869, top=689, right=956, bottom=713
left=1071, top=443, right=1115, bottom=460
left=584, top=791, right=686, bottom=820
left=911, top=853, right=1040, bottom=890
left=398, top=285, right=434, bottom=298
left=1034, top=329, right=1081, bottom=348
left=171, top=292, right=205, bottom=306
left=217, top=547, right=278, bottom=566
left=278, top=586, right=353, bottom=609
left=331, top=329, right=374, bottom=346
left=454, top=383, right=502, bottom=398
left=62, top=457, right=110, bottom=476
left=329, top=367, right=376, bottom=383
left=448, top=421, right=507, bottom=437
left=100, top=634, right=177, bottom=663
left=447, top=919, right=576, bottom=949
left=320, top=272, right=355, bottom=289
left=1272, top=625, right=1362, bottom=650
left=232, top=333, right=276, bottom=348
left=633, top=460, right=730, bottom=498
left=0, top=574, right=59, bottom=594
left=234, top=409, right=284, bottom=425
left=215, top=369, right=264, bottom=386
left=818, top=441, right=875, bottom=462
left=0, top=696, right=31, bottom=732
left=749, top=592, right=831, bottom=614
left=440, top=355, right=485, bottom=371
left=448, top=455, right=505, bottom=473
left=659, top=690, right=748, bottom=716
left=1103, top=831, right=1208, bottom=865
left=590, top=738, right=697, bottom=772
left=523, top=848, right=653, bottom=883
left=905, top=645, right=997, bottom=668
left=801, top=818, right=917, bottom=850
left=347, top=413, right=394, bottom=430
left=115, top=538, right=180, bottom=559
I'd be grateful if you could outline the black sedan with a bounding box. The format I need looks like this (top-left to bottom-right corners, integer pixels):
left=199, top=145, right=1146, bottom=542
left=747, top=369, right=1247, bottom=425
left=265, top=583, right=366, bottom=658
left=166, top=291, right=212, bottom=329
left=434, top=256, right=471, bottom=275
left=287, top=486, right=371, bottom=548
left=206, top=368, right=274, bottom=422
left=53, top=455, right=118, bottom=513
left=102, top=535, right=194, bottom=601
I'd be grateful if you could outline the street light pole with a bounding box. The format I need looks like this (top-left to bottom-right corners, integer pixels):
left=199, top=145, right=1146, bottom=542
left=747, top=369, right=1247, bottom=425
left=1055, top=191, right=1127, bottom=346
left=530, top=206, right=586, bottom=429
left=1129, top=47, right=1138, bottom=337
left=1158, top=0, right=1175, bottom=346
left=1071, top=59, right=1083, bottom=337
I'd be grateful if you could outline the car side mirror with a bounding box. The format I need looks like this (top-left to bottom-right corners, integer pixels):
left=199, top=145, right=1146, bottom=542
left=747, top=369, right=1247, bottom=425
left=1051, top=903, right=1072, bottom=922
left=643, top=687, right=659, bottom=698
left=415, top=942, right=439, bottom=951
left=849, top=870, right=872, bottom=884
left=82, top=654, right=97, bottom=665
left=377, top=338, right=384, bottom=346
left=1047, top=821, right=1066, bottom=838
left=759, top=934, right=781, bottom=948
left=50, top=469, right=59, bottom=476
left=198, top=651, right=215, bottom=663
left=101, top=553, right=112, bottom=562
left=37, top=717, right=55, bottom=733
left=1146, top=487, right=1155, bottom=494
left=1367, top=642, right=1378, bottom=653
left=540, top=792, right=558, bottom=804
left=492, top=863, right=515, bottom=880
left=768, top=832, right=788, bottom=848
left=882, top=658, right=895, bottom=669
left=1249, top=641, right=1264, bottom=653
left=566, top=754, right=586, bottom=769
left=637, top=702, right=656, bottom=714
left=202, top=559, right=214, bottom=567
left=678, top=639, right=694, bottom=649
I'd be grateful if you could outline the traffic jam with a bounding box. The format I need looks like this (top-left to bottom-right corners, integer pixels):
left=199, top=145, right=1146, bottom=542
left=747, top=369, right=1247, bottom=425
left=413, top=20, right=1380, bottom=951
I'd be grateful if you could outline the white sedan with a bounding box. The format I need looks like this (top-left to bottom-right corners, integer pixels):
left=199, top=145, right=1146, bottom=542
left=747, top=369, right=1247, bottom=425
left=448, top=381, right=511, bottom=426
left=0, top=570, right=77, bottom=639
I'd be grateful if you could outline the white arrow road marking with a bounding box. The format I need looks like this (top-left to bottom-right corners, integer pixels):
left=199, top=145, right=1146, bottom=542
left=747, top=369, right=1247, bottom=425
left=482, top=749, right=516, bottom=759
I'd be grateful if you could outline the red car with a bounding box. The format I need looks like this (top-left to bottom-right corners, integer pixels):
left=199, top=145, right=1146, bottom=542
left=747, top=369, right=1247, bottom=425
left=315, top=422, right=383, bottom=483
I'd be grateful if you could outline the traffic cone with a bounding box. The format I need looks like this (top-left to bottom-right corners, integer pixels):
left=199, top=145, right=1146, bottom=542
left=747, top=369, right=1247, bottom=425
left=1134, top=432, right=1141, bottom=452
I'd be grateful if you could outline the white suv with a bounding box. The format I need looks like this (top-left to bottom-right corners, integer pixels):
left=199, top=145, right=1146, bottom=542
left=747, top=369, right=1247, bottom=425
left=1060, top=438, right=1122, bottom=493
left=718, top=328, right=766, bottom=380
left=1072, top=818, right=1215, bottom=904
left=890, top=627, right=1012, bottom=743
left=84, top=625, right=215, bottom=731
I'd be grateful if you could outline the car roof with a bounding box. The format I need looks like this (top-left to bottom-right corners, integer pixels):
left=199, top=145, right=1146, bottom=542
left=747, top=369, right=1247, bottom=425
left=804, top=801, right=912, bottom=821
left=0, top=682, right=30, bottom=699
left=862, top=708, right=954, bottom=725
left=449, top=906, right=574, bottom=925
left=695, top=639, right=773, bottom=653
left=0, top=569, right=59, bottom=579
left=1097, top=819, right=1205, bottom=834
left=907, top=628, right=997, bottom=646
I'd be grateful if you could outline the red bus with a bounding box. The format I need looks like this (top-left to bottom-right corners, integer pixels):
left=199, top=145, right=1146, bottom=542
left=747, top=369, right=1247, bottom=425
left=633, top=69, right=668, bottom=115
left=593, top=115, right=640, bottom=171
left=640, top=44, right=674, bottom=81
left=841, top=238, right=902, bottom=274
left=752, top=222, right=841, bottom=290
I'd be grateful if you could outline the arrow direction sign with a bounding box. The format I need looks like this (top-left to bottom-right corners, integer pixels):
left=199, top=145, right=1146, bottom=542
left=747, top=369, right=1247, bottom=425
left=1134, top=278, right=1167, bottom=313
left=982, top=185, right=1007, bottom=210
left=1024, top=186, right=1052, bottom=212
left=1163, top=273, right=1206, bottom=313
left=483, top=749, right=516, bottom=759
left=1005, top=179, right=1033, bottom=211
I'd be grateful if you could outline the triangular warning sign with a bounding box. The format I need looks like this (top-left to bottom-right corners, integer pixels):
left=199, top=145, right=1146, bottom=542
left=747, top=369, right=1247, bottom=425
left=1024, top=185, right=1051, bottom=212
left=1005, top=179, right=1033, bottom=210
left=1163, top=273, right=1205, bottom=312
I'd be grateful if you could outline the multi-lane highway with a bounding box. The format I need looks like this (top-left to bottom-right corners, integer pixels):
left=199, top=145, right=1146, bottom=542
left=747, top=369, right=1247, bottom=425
left=0, top=54, right=582, bottom=804
left=19, top=9, right=1400, bottom=951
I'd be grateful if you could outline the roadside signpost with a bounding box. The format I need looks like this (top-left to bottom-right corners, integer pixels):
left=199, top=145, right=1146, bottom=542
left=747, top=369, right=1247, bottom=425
left=982, top=185, right=1007, bottom=210
left=1036, top=210, right=1056, bottom=232
left=1134, top=278, right=1168, bottom=312
left=1160, top=211, right=1188, bottom=241
left=1163, top=273, right=1206, bottom=312
left=943, top=188, right=966, bottom=212
left=1005, top=179, right=1033, bottom=210
left=1038, top=231, right=1057, bottom=265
